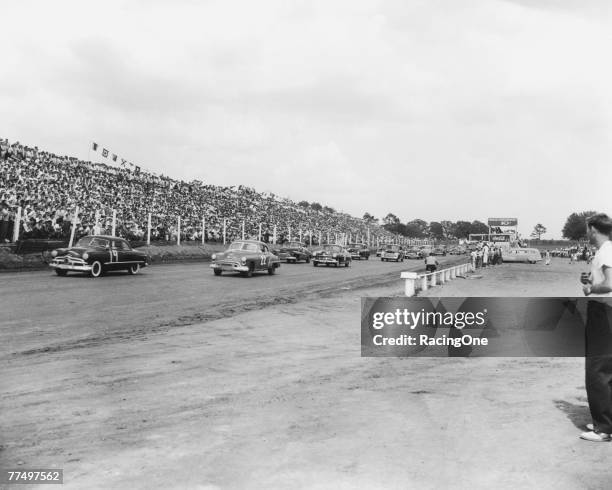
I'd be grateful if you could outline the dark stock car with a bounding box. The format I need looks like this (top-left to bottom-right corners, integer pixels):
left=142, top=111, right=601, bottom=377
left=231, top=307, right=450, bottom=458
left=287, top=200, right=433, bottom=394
left=405, top=248, right=423, bottom=260
left=49, top=235, right=149, bottom=277
left=273, top=241, right=312, bottom=263
left=312, top=244, right=352, bottom=268
left=210, top=240, right=281, bottom=277
left=347, top=243, right=370, bottom=260
left=381, top=245, right=404, bottom=262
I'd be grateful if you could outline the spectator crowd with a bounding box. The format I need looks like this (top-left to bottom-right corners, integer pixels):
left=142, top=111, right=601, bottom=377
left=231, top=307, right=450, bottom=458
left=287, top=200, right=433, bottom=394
left=1, top=138, right=392, bottom=245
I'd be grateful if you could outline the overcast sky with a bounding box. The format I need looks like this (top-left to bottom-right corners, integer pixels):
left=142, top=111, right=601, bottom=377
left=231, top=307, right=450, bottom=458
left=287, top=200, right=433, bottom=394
left=2, top=0, right=612, bottom=238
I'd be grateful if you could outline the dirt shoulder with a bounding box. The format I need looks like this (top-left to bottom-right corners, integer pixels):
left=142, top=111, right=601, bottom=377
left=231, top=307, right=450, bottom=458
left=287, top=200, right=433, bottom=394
left=1, top=260, right=604, bottom=490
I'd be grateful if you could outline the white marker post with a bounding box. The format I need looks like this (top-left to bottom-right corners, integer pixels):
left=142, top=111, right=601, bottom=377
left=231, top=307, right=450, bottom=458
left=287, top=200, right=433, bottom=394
left=242, top=220, right=245, bottom=240
left=147, top=213, right=151, bottom=245
left=319, top=231, right=322, bottom=246
left=111, top=209, right=116, bottom=237
left=258, top=223, right=262, bottom=241
left=288, top=224, right=291, bottom=242
left=177, top=216, right=181, bottom=246
left=223, top=219, right=227, bottom=245
left=12, top=206, right=22, bottom=243
left=202, top=217, right=206, bottom=244
left=68, top=206, right=79, bottom=248
left=273, top=224, right=277, bottom=245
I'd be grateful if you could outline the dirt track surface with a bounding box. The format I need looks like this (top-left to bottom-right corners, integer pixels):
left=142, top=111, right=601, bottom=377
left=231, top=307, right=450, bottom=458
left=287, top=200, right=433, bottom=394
left=2, top=256, right=609, bottom=489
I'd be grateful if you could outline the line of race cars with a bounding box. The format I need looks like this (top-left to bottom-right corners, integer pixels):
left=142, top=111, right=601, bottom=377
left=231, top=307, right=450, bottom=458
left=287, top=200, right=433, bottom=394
left=47, top=236, right=465, bottom=279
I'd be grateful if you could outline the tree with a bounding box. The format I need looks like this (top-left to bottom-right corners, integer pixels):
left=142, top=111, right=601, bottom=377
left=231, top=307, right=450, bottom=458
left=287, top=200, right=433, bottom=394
left=453, top=221, right=472, bottom=239
left=470, top=220, right=489, bottom=235
left=310, top=202, right=322, bottom=212
left=323, top=206, right=335, bottom=214
left=562, top=211, right=597, bottom=241
left=404, top=219, right=428, bottom=238
left=362, top=212, right=376, bottom=224
left=530, top=223, right=547, bottom=240
left=440, top=220, right=455, bottom=239
left=428, top=221, right=444, bottom=240
left=298, top=200, right=309, bottom=208
left=383, top=213, right=400, bottom=226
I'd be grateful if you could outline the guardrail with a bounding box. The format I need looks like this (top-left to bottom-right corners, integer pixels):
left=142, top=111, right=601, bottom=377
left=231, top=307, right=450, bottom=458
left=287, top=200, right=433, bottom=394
left=400, top=262, right=474, bottom=296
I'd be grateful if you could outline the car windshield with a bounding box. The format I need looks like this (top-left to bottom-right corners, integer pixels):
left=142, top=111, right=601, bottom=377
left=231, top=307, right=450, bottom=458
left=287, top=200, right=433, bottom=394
left=75, top=237, right=93, bottom=247
left=82, top=237, right=110, bottom=248
left=322, top=245, right=341, bottom=253
left=387, top=246, right=400, bottom=251
left=228, top=242, right=260, bottom=252
left=288, top=242, right=303, bottom=248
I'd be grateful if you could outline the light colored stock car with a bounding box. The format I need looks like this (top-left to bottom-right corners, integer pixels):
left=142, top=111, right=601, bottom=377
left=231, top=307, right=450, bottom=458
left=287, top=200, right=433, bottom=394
left=210, top=240, right=281, bottom=277
left=381, top=245, right=405, bottom=262
left=502, top=247, right=542, bottom=264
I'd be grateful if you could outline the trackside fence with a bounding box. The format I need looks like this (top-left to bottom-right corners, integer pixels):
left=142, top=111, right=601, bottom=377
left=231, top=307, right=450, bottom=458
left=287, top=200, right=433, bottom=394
left=400, top=262, right=473, bottom=297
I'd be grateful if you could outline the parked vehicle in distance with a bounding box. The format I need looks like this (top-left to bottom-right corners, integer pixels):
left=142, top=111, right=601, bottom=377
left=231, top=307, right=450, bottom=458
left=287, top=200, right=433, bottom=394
left=431, top=246, right=447, bottom=256
left=312, top=244, right=352, bottom=268
left=49, top=235, right=149, bottom=278
left=347, top=243, right=370, bottom=260
left=273, top=241, right=311, bottom=263
left=376, top=247, right=385, bottom=257
left=501, top=247, right=542, bottom=264
left=210, top=240, right=281, bottom=277
left=381, top=245, right=405, bottom=262
left=449, top=246, right=467, bottom=255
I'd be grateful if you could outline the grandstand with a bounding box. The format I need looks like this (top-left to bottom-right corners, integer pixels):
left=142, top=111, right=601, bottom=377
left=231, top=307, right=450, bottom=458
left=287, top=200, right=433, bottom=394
left=0, top=138, right=394, bottom=246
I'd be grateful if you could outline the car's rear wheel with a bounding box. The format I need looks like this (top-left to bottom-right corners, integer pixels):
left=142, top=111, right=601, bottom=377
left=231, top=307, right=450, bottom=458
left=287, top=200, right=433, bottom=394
left=55, top=269, right=68, bottom=276
left=214, top=269, right=222, bottom=276
left=305, top=256, right=310, bottom=263
left=313, top=261, right=318, bottom=267
left=268, top=266, right=276, bottom=275
left=345, top=259, right=350, bottom=267
left=128, top=263, right=140, bottom=275
left=90, top=261, right=103, bottom=278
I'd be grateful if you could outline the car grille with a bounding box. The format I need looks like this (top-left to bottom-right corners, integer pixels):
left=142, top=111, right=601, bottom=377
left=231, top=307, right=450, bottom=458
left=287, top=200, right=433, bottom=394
left=55, top=256, right=87, bottom=266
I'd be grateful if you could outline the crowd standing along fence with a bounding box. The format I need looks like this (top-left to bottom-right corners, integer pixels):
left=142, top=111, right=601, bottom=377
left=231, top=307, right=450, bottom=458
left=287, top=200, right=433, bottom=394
left=6, top=205, right=433, bottom=250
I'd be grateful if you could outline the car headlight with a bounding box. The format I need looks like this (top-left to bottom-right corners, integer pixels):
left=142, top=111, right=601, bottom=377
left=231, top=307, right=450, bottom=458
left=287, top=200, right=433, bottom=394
left=82, top=252, right=89, bottom=260
left=211, top=254, right=216, bottom=260
left=51, top=250, right=57, bottom=257
left=241, top=257, right=247, bottom=264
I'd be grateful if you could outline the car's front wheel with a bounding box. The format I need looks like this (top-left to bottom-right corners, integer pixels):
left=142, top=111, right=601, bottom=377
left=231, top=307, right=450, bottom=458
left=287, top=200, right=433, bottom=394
left=55, top=269, right=68, bottom=276
left=90, top=260, right=103, bottom=278
left=305, top=256, right=310, bottom=263
left=268, top=265, right=276, bottom=275
left=128, top=263, right=140, bottom=275
left=213, top=269, right=222, bottom=276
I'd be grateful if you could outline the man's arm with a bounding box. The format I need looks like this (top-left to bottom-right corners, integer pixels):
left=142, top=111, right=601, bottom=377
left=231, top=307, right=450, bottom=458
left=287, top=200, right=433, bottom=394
left=584, top=266, right=612, bottom=295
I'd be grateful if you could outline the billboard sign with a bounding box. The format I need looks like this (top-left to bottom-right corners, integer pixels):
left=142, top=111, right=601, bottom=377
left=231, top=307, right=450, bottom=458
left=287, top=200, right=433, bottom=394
left=488, top=218, right=517, bottom=227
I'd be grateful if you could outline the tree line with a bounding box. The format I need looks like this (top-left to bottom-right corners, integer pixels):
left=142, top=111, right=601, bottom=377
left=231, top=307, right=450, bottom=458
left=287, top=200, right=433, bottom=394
left=362, top=212, right=489, bottom=239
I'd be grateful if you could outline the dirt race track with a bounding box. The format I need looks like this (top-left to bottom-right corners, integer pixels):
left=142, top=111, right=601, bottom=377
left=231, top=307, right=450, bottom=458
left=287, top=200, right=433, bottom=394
left=1, top=257, right=610, bottom=489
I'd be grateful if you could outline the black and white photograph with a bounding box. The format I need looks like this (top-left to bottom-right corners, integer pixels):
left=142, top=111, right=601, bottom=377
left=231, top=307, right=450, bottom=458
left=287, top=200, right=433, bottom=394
left=2, top=1, right=612, bottom=488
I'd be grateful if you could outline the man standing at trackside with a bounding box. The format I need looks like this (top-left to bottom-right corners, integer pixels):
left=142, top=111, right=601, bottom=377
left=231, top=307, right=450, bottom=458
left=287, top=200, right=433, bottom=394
left=579, top=213, right=612, bottom=442
left=424, top=253, right=438, bottom=273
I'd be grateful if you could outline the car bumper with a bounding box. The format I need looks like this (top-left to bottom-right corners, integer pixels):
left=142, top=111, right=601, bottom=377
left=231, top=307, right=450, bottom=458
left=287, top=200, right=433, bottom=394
left=50, top=261, right=92, bottom=272
left=313, top=257, right=340, bottom=264
left=210, top=263, right=249, bottom=272
left=383, top=254, right=400, bottom=259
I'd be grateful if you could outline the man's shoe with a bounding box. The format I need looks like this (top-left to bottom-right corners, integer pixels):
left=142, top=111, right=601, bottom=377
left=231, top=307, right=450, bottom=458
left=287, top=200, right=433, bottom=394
left=586, top=423, right=595, bottom=431
left=580, top=431, right=611, bottom=442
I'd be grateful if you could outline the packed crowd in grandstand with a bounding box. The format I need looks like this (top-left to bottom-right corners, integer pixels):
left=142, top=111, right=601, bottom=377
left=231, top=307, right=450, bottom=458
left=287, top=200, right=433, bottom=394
left=0, top=138, right=392, bottom=245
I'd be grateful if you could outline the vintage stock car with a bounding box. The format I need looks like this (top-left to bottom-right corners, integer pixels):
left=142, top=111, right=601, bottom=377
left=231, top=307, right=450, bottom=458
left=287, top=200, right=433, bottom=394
left=273, top=241, right=312, bottom=263
left=381, top=244, right=405, bottom=262
left=347, top=243, right=370, bottom=260
left=312, top=244, right=352, bottom=267
left=405, top=247, right=423, bottom=260
left=49, top=235, right=149, bottom=277
left=210, top=240, right=281, bottom=277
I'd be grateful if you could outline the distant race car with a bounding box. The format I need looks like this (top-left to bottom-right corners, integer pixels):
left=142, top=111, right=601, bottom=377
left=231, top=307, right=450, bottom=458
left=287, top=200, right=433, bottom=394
left=312, top=244, right=352, bottom=268
left=405, top=248, right=423, bottom=260
left=273, top=241, right=312, bottom=263
left=347, top=243, right=370, bottom=260
left=49, top=235, right=149, bottom=278
left=210, top=239, right=281, bottom=277
left=381, top=245, right=405, bottom=262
